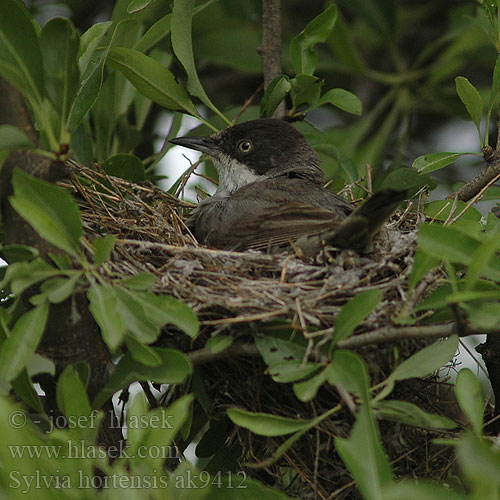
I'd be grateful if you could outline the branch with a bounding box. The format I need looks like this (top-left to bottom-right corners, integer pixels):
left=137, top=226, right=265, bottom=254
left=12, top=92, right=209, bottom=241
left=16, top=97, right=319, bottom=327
left=261, top=0, right=285, bottom=118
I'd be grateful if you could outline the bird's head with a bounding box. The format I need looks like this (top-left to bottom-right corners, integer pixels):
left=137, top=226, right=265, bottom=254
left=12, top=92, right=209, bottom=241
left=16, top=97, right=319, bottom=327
left=170, top=119, right=324, bottom=195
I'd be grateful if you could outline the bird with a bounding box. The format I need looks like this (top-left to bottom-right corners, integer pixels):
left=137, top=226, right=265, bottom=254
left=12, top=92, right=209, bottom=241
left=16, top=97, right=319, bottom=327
left=170, top=118, right=406, bottom=255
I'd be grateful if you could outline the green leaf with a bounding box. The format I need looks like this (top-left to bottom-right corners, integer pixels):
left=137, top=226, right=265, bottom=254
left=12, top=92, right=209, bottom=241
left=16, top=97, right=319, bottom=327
left=127, top=0, right=154, bottom=14
left=91, top=235, right=116, bottom=267
left=10, top=169, right=82, bottom=256
left=418, top=224, right=500, bottom=280
left=289, top=73, right=322, bottom=108
left=171, top=0, right=227, bottom=123
left=335, top=404, right=393, bottom=500
left=314, top=143, right=358, bottom=183
left=206, top=335, right=233, bottom=354
left=101, top=153, right=145, bottom=181
left=0, top=125, right=35, bottom=151
left=381, top=168, right=432, bottom=194
left=1, top=258, right=60, bottom=295
left=87, top=283, right=126, bottom=350
left=390, top=336, right=458, bottom=382
left=316, top=88, right=362, bottom=115
left=107, top=46, right=198, bottom=116
left=227, top=408, right=314, bottom=437
left=412, top=152, right=470, bottom=174
left=40, top=17, right=80, bottom=132
left=255, top=336, right=306, bottom=366
left=0, top=0, right=43, bottom=103
left=0, top=244, right=39, bottom=263
left=260, top=75, right=291, bottom=118
left=268, top=360, right=321, bottom=383
left=125, top=334, right=161, bottom=366
left=114, top=288, right=159, bottom=343
left=11, top=370, right=44, bottom=413
left=488, top=53, right=500, bottom=112
left=465, top=232, right=500, bottom=290
left=93, top=348, right=192, bottom=407
left=131, top=290, right=199, bottom=339
left=78, top=22, right=112, bottom=74
left=373, top=400, right=457, bottom=429
left=293, top=369, right=328, bottom=402
left=290, top=4, right=338, bottom=75
left=56, top=365, right=91, bottom=420
left=465, top=301, right=500, bottom=330
left=326, top=350, right=370, bottom=400
left=383, top=481, right=467, bottom=500
left=37, top=272, right=81, bottom=304
left=0, top=302, right=49, bottom=383
left=119, top=272, right=156, bottom=290
left=135, top=14, right=171, bottom=53
left=455, top=368, right=483, bottom=434
left=455, top=76, right=483, bottom=139
left=333, top=290, right=382, bottom=343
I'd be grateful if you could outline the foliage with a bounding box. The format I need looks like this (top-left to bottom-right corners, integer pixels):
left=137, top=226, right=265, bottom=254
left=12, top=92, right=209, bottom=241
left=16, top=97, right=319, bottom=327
left=0, top=0, right=500, bottom=498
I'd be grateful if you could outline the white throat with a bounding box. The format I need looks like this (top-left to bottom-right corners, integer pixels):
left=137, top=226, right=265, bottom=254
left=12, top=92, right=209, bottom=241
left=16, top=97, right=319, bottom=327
left=212, top=154, right=260, bottom=196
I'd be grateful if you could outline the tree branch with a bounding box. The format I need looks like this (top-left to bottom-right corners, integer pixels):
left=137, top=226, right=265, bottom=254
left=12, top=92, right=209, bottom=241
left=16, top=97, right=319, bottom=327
left=261, top=0, right=285, bottom=118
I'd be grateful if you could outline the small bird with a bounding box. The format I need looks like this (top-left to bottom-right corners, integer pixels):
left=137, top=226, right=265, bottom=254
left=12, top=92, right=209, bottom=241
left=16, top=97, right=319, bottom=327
left=170, top=119, right=406, bottom=254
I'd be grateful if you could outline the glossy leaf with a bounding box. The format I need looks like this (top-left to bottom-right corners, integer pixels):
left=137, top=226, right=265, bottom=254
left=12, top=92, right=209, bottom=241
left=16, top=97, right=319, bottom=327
left=10, top=169, right=82, bottom=256
left=0, top=302, right=49, bottom=383
left=333, top=289, right=382, bottom=343
left=227, top=408, right=314, bottom=437
left=412, top=152, right=468, bottom=174
left=260, top=75, right=291, bottom=117
left=290, top=4, right=337, bottom=75
left=455, top=368, right=483, bottom=434
left=101, top=153, right=145, bottom=181
left=107, top=47, right=198, bottom=116
left=0, top=125, right=35, bottom=151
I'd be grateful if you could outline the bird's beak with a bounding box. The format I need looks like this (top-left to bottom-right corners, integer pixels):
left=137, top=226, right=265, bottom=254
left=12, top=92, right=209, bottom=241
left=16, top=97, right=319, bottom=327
left=169, top=136, right=222, bottom=155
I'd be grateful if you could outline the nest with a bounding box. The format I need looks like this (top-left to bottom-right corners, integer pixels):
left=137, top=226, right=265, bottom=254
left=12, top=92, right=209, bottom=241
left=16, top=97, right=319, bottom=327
left=61, top=161, right=458, bottom=499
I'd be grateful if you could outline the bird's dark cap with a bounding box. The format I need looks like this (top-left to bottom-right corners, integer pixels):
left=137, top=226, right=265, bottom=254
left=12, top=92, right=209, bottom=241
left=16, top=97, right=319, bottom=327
left=169, top=136, right=222, bottom=155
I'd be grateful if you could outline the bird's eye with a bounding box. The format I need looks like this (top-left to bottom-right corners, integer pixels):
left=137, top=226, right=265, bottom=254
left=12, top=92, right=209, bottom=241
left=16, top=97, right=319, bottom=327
left=238, top=140, right=253, bottom=153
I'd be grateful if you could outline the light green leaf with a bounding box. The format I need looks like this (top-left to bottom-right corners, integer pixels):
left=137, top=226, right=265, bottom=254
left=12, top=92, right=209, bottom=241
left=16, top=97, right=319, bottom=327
left=119, top=272, right=156, bottom=290
left=0, top=0, right=43, bottom=103
left=316, top=88, right=362, bottom=115
left=87, top=283, right=126, bottom=350
left=91, top=235, right=116, bottom=267
left=290, top=4, right=338, bottom=75
left=1, top=258, right=61, bottom=295
left=465, top=301, right=500, bottom=330
left=488, top=53, right=500, bottom=112
left=0, top=125, right=35, bottom=151
left=293, top=369, right=328, bottom=402
left=107, top=46, right=198, bottom=116
left=227, top=408, right=314, bottom=437
left=171, top=0, right=228, bottom=123
left=289, top=73, right=322, bottom=108
left=390, top=335, right=458, bottom=382
left=455, top=368, right=483, bottom=434
left=383, top=481, right=467, bottom=500
left=455, top=76, right=483, bottom=139
left=78, top=22, right=112, bottom=74
left=11, top=370, right=44, bottom=413
left=10, top=169, right=82, bottom=256
left=373, top=400, right=456, bottom=429
left=326, top=350, right=370, bottom=400
left=131, top=290, right=199, bottom=338
left=0, top=302, right=49, bottom=383
left=412, top=152, right=470, bottom=174
left=268, top=360, right=320, bottom=383
left=466, top=232, right=500, bottom=290
left=418, top=224, right=500, bottom=281
left=260, top=75, right=291, bottom=118
left=335, top=404, right=393, bottom=500
left=38, top=272, right=81, bottom=304
left=333, top=289, right=382, bottom=343
left=125, top=334, right=161, bottom=366
left=135, top=14, right=171, bottom=53
left=56, top=365, right=91, bottom=420
left=255, top=336, right=306, bottom=366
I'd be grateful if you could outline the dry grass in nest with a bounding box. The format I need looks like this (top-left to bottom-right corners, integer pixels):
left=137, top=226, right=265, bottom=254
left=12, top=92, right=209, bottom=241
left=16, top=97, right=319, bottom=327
left=61, top=161, right=459, bottom=499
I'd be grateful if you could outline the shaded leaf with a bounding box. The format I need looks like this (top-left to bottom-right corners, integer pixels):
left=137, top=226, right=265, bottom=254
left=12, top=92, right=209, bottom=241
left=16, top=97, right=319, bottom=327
left=0, top=125, right=35, bottom=151
left=260, top=75, right=291, bottom=117
left=206, top=335, right=233, bottom=354
left=78, top=22, right=112, bottom=74
left=101, top=153, right=145, bottom=181
left=455, top=368, right=483, bottom=434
